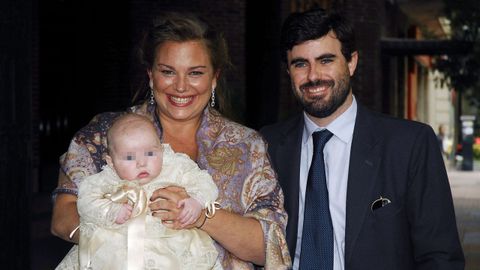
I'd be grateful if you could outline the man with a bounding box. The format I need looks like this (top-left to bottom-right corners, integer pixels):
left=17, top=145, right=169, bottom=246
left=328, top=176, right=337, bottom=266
left=260, top=8, right=464, bottom=270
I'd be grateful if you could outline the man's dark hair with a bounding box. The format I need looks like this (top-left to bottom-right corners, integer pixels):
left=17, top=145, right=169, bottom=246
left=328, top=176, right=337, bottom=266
left=280, top=8, right=356, bottom=62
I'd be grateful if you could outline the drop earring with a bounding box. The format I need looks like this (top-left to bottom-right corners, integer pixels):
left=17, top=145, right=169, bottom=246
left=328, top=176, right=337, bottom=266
left=150, top=90, right=155, bottom=105
left=210, top=88, right=216, bottom=108
left=149, top=80, right=155, bottom=105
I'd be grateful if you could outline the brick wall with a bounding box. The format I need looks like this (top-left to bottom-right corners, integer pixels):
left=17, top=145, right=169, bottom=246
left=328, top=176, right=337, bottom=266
left=343, top=0, right=385, bottom=111
left=342, top=0, right=413, bottom=115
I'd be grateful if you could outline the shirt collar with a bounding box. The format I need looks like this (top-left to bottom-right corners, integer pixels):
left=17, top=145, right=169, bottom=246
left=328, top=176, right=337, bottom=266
left=302, top=95, right=357, bottom=145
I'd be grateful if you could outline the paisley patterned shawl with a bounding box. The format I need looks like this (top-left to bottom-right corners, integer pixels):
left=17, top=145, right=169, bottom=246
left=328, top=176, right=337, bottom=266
left=55, top=102, right=291, bottom=269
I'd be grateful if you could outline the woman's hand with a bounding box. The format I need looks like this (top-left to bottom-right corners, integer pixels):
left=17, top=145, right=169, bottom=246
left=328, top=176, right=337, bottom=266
left=149, top=186, right=190, bottom=229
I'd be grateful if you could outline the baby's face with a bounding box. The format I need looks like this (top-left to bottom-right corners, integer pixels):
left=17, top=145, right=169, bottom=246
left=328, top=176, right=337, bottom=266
left=109, top=128, right=163, bottom=185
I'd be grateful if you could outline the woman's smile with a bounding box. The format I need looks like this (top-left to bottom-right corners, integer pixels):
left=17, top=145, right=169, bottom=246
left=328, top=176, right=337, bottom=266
left=168, top=95, right=195, bottom=107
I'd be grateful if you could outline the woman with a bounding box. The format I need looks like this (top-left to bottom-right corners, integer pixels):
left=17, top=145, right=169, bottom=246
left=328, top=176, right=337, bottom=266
left=51, top=11, right=291, bottom=269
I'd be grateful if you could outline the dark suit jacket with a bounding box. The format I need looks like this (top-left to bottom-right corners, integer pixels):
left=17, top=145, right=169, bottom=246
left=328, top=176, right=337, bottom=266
left=260, top=103, right=464, bottom=270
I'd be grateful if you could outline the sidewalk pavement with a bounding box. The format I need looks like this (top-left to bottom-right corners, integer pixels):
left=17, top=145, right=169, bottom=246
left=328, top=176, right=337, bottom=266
left=448, top=168, right=480, bottom=270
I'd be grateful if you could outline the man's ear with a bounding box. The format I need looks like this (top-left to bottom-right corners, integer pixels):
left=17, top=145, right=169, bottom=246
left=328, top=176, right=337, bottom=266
left=348, top=51, right=358, bottom=76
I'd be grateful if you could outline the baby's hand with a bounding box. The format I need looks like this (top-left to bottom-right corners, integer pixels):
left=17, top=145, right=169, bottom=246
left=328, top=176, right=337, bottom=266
left=177, top=198, right=202, bottom=228
left=115, top=204, right=133, bottom=224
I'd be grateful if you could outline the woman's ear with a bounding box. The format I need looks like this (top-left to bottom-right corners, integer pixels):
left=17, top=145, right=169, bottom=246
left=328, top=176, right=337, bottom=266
left=147, top=69, right=153, bottom=81
left=212, top=70, right=220, bottom=89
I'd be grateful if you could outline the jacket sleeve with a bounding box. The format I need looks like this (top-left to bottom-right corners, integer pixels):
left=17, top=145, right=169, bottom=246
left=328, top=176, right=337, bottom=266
left=406, top=125, right=464, bottom=269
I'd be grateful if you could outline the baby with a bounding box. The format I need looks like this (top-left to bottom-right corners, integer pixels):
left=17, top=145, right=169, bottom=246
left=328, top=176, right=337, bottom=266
left=56, top=113, right=221, bottom=270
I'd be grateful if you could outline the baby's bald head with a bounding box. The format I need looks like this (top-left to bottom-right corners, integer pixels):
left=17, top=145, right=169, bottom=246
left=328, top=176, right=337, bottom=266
left=107, top=113, right=160, bottom=154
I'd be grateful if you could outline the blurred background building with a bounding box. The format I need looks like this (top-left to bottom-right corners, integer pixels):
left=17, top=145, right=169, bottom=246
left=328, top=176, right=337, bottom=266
left=1, top=0, right=478, bottom=268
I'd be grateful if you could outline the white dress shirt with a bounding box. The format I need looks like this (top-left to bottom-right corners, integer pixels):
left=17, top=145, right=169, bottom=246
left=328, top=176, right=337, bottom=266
left=292, top=96, right=357, bottom=270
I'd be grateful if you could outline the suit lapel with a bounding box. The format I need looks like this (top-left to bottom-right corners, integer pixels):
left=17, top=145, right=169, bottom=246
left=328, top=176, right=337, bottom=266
left=345, top=105, right=382, bottom=263
left=275, top=115, right=303, bottom=258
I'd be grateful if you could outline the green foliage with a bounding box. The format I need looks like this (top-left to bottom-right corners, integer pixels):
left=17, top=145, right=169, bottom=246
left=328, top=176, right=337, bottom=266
left=474, top=142, right=480, bottom=160
left=433, top=0, right=480, bottom=105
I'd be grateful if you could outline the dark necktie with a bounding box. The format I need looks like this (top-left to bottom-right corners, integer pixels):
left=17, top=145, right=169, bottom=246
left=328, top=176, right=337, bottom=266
left=299, top=129, right=334, bottom=270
